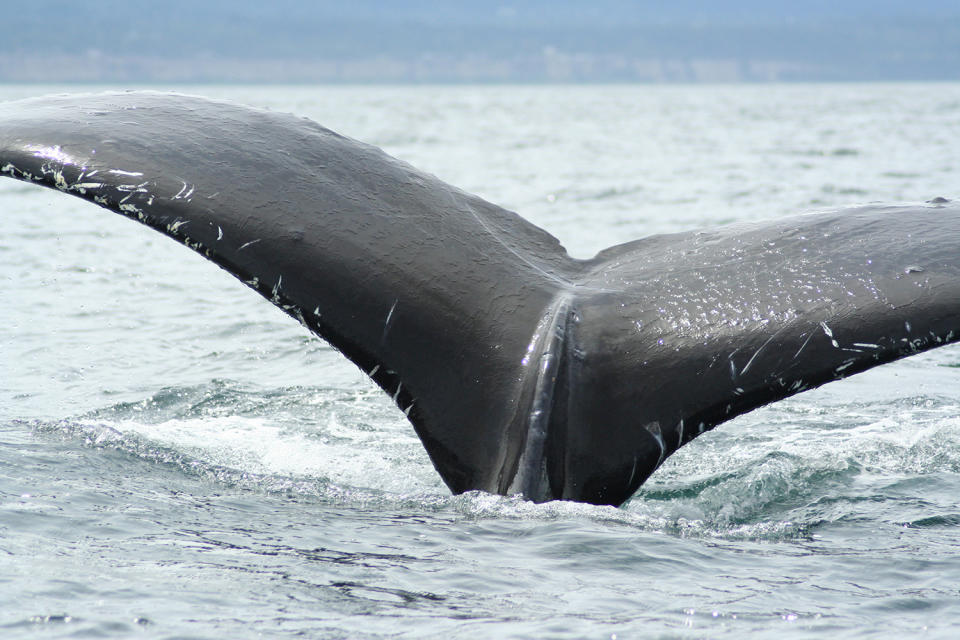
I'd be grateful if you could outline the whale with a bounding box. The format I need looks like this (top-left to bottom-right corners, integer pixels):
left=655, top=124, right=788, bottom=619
left=2, top=91, right=959, bottom=506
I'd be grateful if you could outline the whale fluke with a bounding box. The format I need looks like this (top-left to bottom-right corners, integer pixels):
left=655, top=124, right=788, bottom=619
left=2, top=91, right=959, bottom=506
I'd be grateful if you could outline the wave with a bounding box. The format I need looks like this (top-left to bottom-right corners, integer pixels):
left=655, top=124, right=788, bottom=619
left=20, top=379, right=960, bottom=544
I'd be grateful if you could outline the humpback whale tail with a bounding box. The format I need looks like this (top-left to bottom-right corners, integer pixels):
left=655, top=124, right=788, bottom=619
left=2, top=92, right=959, bottom=506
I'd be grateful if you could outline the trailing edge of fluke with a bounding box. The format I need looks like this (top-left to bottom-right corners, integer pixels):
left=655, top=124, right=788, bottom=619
left=2, top=92, right=959, bottom=506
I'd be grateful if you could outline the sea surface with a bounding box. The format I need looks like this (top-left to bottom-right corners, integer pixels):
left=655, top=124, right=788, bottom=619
left=2, top=83, right=960, bottom=639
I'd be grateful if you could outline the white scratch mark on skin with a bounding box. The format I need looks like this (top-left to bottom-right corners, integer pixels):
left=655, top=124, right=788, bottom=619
left=677, top=419, right=684, bottom=448
left=853, top=342, right=880, bottom=349
left=404, top=402, right=415, bottom=417
left=740, top=331, right=782, bottom=376
left=217, top=226, right=223, bottom=241
left=835, top=360, right=855, bottom=373
left=313, top=306, right=321, bottom=317
left=245, top=277, right=259, bottom=288
left=820, top=321, right=840, bottom=348
left=271, top=276, right=283, bottom=301
left=181, top=236, right=207, bottom=253
left=385, top=299, right=398, bottom=326
left=905, top=321, right=912, bottom=333
left=167, top=220, right=187, bottom=233
left=392, top=383, right=402, bottom=403
left=108, top=169, right=143, bottom=177
left=172, top=182, right=194, bottom=199
left=52, top=167, right=68, bottom=190
left=381, top=299, right=398, bottom=343
left=294, top=309, right=308, bottom=329
left=794, top=330, right=816, bottom=359
left=644, top=422, right=666, bottom=467
left=238, top=239, right=261, bottom=251
left=116, top=182, right=150, bottom=204
left=369, top=364, right=380, bottom=376
left=116, top=181, right=148, bottom=192
left=627, top=456, right=639, bottom=488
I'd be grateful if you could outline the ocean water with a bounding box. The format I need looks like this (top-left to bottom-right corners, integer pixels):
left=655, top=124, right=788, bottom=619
left=2, top=83, right=960, bottom=639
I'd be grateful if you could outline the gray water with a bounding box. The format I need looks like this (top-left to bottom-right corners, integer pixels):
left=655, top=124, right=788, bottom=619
left=2, top=84, right=960, bottom=639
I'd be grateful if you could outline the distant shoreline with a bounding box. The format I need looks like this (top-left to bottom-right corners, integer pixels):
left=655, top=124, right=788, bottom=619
left=3, top=79, right=960, bottom=87
left=3, top=50, right=957, bottom=85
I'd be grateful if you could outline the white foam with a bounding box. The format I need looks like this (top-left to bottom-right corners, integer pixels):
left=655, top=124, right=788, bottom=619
left=77, top=414, right=444, bottom=495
